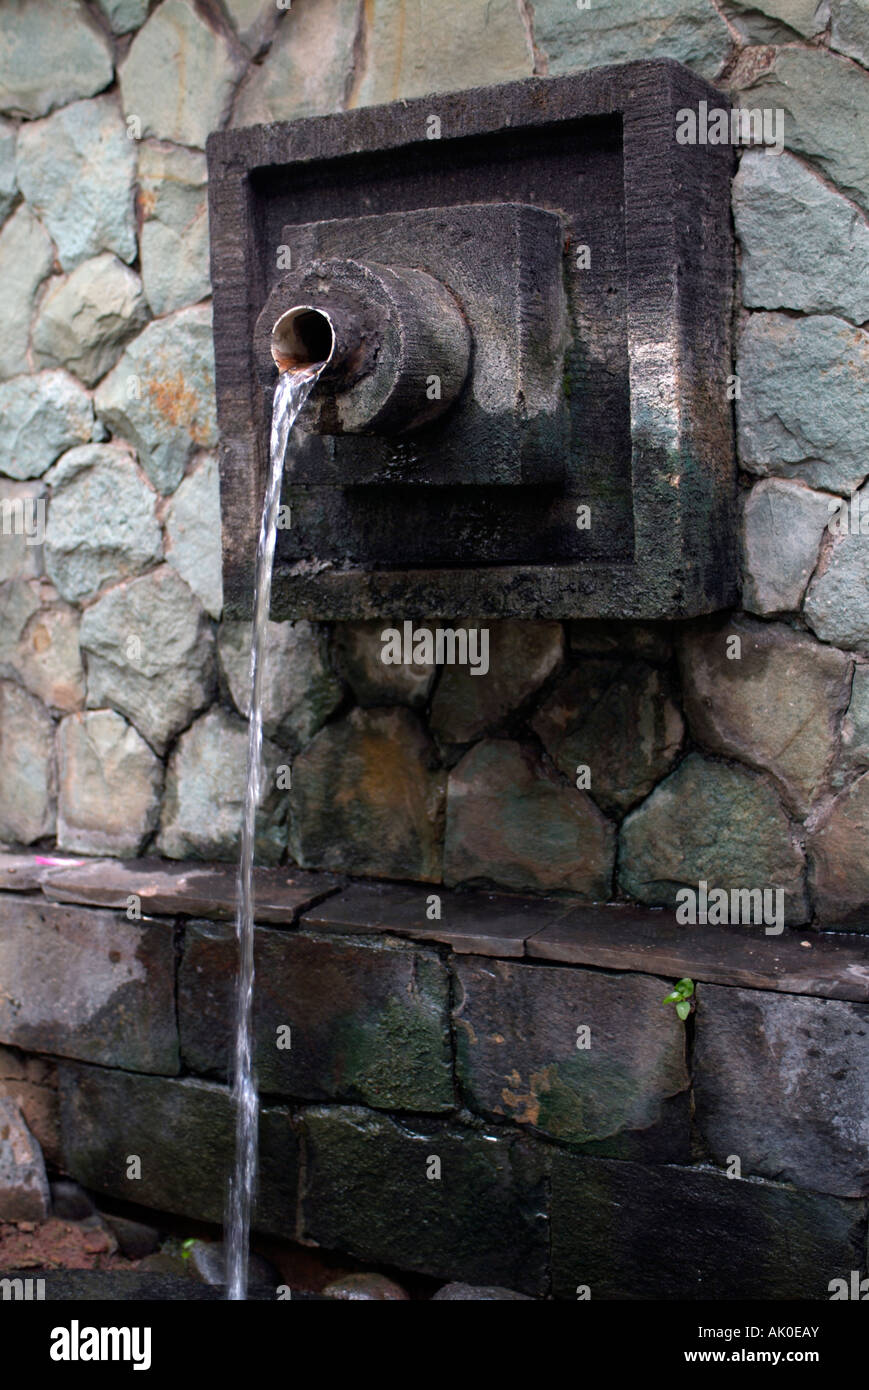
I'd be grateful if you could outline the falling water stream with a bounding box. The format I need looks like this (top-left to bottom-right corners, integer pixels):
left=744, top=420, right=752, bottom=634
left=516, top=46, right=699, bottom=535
left=226, top=362, right=324, bottom=1301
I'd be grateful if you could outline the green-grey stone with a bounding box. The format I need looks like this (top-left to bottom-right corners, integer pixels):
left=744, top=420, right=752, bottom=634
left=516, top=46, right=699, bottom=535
left=0, top=679, right=56, bottom=843
left=619, top=752, right=808, bottom=922
left=289, top=707, right=445, bottom=881
left=843, top=666, right=869, bottom=766
left=44, top=444, right=162, bottom=603
left=138, top=142, right=210, bottom=316
left=156, top=707, right=287, bottom=864
left=57, top=709, right=162, bottom=857
left=737, top=313, right=869, bottom=494
left=809, top=770, right=869, bottom=923
left=96, top=0, right=150, bottom=34
left=299, top=1106, right=549, bottom=1295
left=678, top=617, right=852, bottom=816
left=331, top=621, right=436, bottom=708
left=0, top=0, right=113, bottom=118
left=232, top=0, right=360, bottom=124
left=532, top=660, right=683, bottom=817
left=734, top=151, right=869, bottom=324
left=804, top=483, right=869, bottom=651
left=0, top=579, right=41, bottom=672
left=164, top=454, right=223, bottom=618
left=722, top=0, right=826, bottom=40
left=741, top=478, right=833, bottom=616
left=431, top=621, right=564, bottom=745
left=453, top=956, right=688, bottom=1157
left=830, top=0, right=869, bottom=65
left=732, top=47, right=869, bottom=215
left=353, top=0, right=531, bottom=107
left=223, top=0, right=283, bottom=53
left=16, top=97, right=136, bottom=271
left=179, top=924, right=454, bottom=1111
left=32, top=253, right=148, bottom=387
left=10, top=599, right=86, bottom=714
left=0, top=372, right=93, bottom=480
left=0, top=205, right=54, bottom=382
left=94, top=304, right=217, bottom=495
left=218, top=618, right=343, bottom=751
left=121, top=0, right=245, bottom=149
left=533, top=0, right=731, bottom=81
left=694, top=984, right=869, bottom=1197
left=80, top=566, right=215, bottom=755
left=58, top=1065, right=299, bottom=1234
left=444, top=739, right=615, bottom=897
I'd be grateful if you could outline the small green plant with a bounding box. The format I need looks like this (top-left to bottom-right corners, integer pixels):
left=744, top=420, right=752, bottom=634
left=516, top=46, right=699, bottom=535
left=180, top=1238, right=196, bottom=1261
left=663, top=977, right=694, bottom=1021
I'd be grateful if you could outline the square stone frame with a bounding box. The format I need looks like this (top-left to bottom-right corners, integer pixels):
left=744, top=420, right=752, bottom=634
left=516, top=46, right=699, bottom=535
left=207, top=59, right=737, bottom=622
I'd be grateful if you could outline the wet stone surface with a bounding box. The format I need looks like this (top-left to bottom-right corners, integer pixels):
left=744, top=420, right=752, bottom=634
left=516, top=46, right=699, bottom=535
left=453, top=956, right=689, bottom=1159
left=179, top=923, right=454, bottom=1112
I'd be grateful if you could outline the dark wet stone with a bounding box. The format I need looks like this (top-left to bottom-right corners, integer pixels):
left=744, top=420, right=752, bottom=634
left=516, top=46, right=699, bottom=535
left=453, top=956, right=689, bottom=1160
left=301, top=880, right=572, bottom=957
left=100, top=1212, right=160, bottom=1259
left=430, top=620, right=564, bottom=744
left=0, top=895, right=178, bottom=1074
left=550, top=1152, right=867, bottom=1300
left=694, top=985, right=869, bottom=1198
left=49, top=1178, right=95, bottom=1221
left=179, top=923, right=454, bottom=1112
left=58, top=1064, right=299, bottom=1238
left=299, top=1106, right=549, bottom=1296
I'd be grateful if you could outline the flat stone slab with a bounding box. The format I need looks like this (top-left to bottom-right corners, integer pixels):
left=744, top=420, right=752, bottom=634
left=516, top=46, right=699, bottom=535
left=302, top=881, right=571, bottom=957
left=39, top=856, right=341, bottom=924
left=0, top=852, right=87, bottom=894
left=528, top=905, right=869, bottom=1003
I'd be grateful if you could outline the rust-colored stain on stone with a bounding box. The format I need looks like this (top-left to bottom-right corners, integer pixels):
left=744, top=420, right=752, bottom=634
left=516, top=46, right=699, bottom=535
left=500, top=1065, right=555, bottom=1127
left=145, top=372, right=211, bottom=443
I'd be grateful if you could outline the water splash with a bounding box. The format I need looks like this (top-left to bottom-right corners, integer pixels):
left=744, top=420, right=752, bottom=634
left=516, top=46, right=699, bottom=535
left=226, top=364, right=322, bottom=1301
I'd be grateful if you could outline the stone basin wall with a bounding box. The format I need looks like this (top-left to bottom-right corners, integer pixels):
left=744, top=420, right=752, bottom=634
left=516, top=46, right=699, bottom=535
left=0, top=0, right=868, bottom=1298
left=2, top=853, right=868, bottom=1298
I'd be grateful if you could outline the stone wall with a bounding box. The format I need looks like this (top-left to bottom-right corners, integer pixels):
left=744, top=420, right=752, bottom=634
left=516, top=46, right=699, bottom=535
left=2, top=855, right=868, bottom=1298
left=1, top=0, right=869, bottom=1299
left=0, top=0, right=867, bottom=928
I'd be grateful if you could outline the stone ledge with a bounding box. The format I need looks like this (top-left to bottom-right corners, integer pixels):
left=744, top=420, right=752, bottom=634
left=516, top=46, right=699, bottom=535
left=32, top=855, right=342, bottom=924
left=302, top=880, right=573, bottom=957
left=530, top=905, right=869, bottom=1004
left=3, top=851, right=869, bottom=1000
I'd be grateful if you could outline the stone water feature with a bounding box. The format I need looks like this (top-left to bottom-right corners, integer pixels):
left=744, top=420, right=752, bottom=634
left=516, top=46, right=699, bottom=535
left=0, top=0, right=868, bottom=1303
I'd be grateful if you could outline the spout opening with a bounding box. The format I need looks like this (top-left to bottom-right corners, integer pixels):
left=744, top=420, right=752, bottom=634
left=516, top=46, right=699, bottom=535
left=271, top=306, right=335, bottom=374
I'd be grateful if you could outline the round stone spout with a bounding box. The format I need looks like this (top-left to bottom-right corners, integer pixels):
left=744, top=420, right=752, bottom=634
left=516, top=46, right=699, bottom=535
left=254, top=257, right=471, bottom=435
